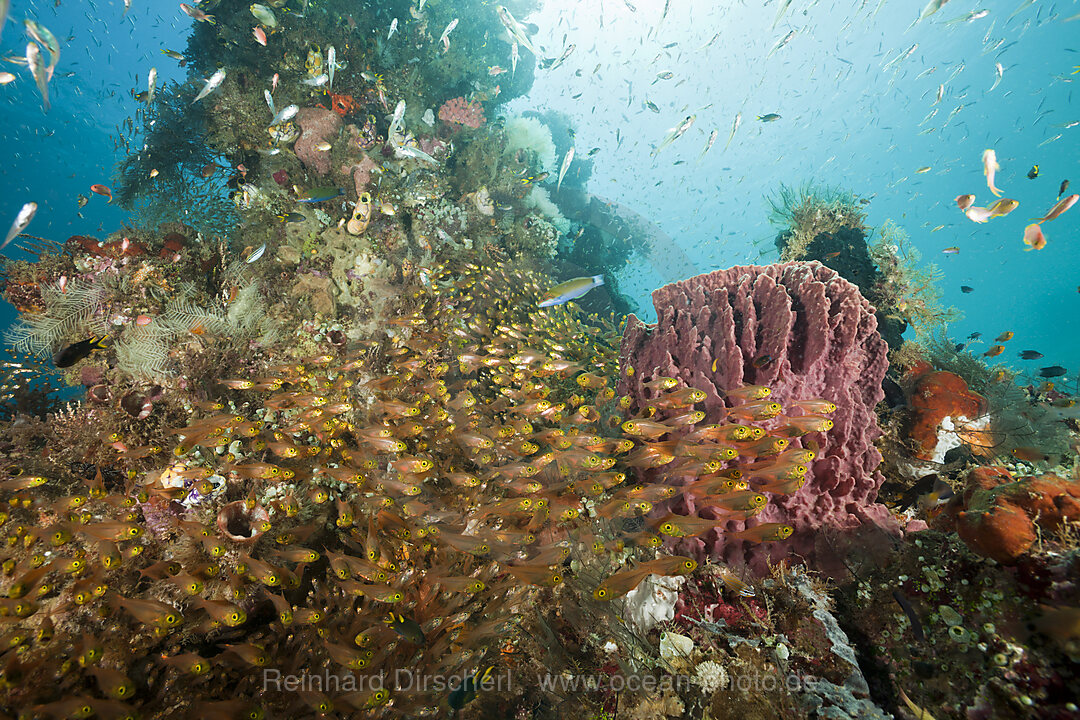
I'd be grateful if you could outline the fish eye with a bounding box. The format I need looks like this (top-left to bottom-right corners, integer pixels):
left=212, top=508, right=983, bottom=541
left=594, top=587, right=609, bottom=600
left=229, top=612, right=241, bottom=623
left=661, top=523, right=675, bottom=534
left=551, top=574, right=562, bottom=584
left=164, top=613, right=179, bottom=626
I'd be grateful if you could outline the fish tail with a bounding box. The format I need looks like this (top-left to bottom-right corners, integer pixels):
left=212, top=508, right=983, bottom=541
left=206, top=15, right=216, bottom=24
left=92, top=336, right=110, bottom=351
left=592, top=275, right=604, bottom=286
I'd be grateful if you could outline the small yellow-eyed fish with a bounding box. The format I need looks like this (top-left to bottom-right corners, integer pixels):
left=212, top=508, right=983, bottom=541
left=193, top=68, right=226, bottom=104
left=1, top=202, right=37, bottom=253
left=538, top=275, right=604, bottom=307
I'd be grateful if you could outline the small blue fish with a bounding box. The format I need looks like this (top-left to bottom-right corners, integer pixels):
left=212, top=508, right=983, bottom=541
left=538, top=275, right=604, bottom=307
left=296, top=187, right=344, bottom=203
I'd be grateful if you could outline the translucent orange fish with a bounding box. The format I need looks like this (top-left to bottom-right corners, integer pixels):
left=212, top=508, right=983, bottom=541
left=727, top=522, right=794, bottom=543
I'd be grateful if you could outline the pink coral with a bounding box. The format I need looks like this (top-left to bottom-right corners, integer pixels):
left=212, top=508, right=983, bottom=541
left=617, top=261, right=895, bottom=570
left=344, top=154, right=379, bottom=196
left=438, top=96, right=485, bottom=129
left=295, top=107, right=342, bottom=176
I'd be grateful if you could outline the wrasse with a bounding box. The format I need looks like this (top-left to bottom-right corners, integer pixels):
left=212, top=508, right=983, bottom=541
left=538, top=275, right=604, bottom=307
left=1033, top=194, right=1078, bottom=223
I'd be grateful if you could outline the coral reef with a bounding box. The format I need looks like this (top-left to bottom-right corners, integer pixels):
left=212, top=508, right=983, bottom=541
left=618, top=261, right=895, bottom=571
left=294, top=107, right=343, bottom=176
left=905, top=363, right=991, bottom=464
left=937, top=466, right=1080, bottom=564
left=438, top=96, right=485, bottom=129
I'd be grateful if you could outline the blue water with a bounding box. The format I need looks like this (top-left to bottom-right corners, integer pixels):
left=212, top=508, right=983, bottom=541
left=2, top=0, right=1078, bottom=380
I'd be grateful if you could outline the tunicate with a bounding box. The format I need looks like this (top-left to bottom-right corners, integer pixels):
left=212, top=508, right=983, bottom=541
left=938, top=605, right=962, bottom=627
left=948, top=625, right=967, bottom=642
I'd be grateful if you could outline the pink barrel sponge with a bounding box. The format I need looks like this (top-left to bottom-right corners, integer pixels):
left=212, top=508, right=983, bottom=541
left=295, top=107, right=342, bottom=176
left=438, top=96, right=485, bottom=129
left=618, top=261, right=895, bottom=570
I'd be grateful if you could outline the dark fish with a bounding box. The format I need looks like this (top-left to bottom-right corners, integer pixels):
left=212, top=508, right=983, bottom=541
left=968, top=332, right=982, bottom=340
left=276, top=212, right=306, bottom=223
left=1060, top=179, right=1070, bottom=197
left=954, top=343, right=966, bottom=352
left=383, top=612, right=425, bottom=644
left=448, top=666, right=494, bottom=711
left=891, top=590, right=925, bottom=642
left=752, top=354, right=774, bottom=369
left=960, top=285, right=974, bottom=293
left=1039, top=366, right=1067, bottom=378
left=1019, top=350, right=1044, bottom=360
left=53, top=336, right=108, bottom=368
left=1027, top=164, right=1039, bottom=179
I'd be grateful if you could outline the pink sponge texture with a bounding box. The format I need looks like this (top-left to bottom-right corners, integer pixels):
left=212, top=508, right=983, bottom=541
left=618, top=261, right=895, bottom=569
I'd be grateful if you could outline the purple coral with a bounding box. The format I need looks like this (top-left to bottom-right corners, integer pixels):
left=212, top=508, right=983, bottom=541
left=617, top=261, right=895, bottom=569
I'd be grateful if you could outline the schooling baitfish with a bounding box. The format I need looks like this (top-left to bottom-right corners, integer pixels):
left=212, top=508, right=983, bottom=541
left=538, top=275, right=604, bottom=307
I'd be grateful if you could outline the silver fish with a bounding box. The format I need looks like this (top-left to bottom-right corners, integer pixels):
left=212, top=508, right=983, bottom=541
left=327, top=45, right=336, bottom=90
left=0, top=0, right=9, bottom=44
left=26, top=42, right=49, bottom=111
left=1, top=202, right=37, bottom=253
left=250, top=3, right=276, bottom=27
left=147, top=67, right=157, bottom=106
left=301, top=73, right=328, bottom=87
left=387, top=99, right=406, bottom=142
left=264, top=89, right=275, bottom=114
left=394, top=144, right=438, bottom=165
left=766, top=30, right=795, bottom=60
left=439, top=18, right=458, bottom=50
left=725, top=112, right=741, bottom=150
left=496, top=6, right=539, bottom=57
left=511, top=41, right=519, bottom=78
left=989, top=62, right=1003, bottom=92
left=698, top=129, right=718, bottom=163
left=651, top=114, right=695, bottom=157
left=24, top=20, right=59, bottom=80
left=269, top=103, right=298, bottom=127
left=193, top=68, right=225, bottom=103
left=547, top=43, right=575, bottom=71
left=388, top=18, right=398, bottom=40
left=556, top=147, right=574, bottom=192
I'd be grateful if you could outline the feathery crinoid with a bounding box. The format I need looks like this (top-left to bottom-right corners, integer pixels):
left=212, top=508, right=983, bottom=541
left=3, top=278, right=109, bottom=358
